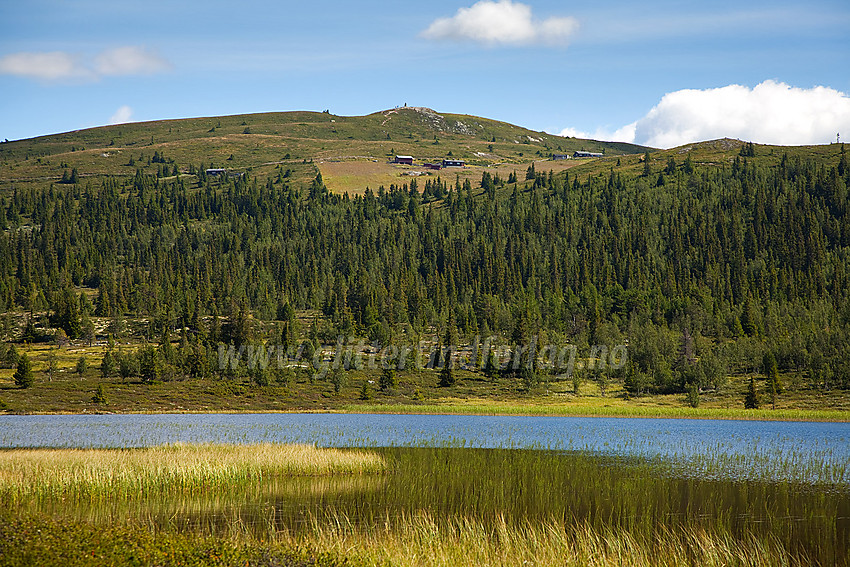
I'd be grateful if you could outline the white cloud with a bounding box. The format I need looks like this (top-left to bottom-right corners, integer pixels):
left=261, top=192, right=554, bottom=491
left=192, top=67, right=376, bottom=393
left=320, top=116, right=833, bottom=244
left=0, top=51, right=91, bottom=81
left=421, top=0, right=578, bottom=46
left=94, top=46, right=171, bottom=76
left=109, top=105, right=134, bottom=125
left=559, top=123, right=637, bottom=144
left=559, top=81, right=850, bottom=148
left=0, top=46, right=170, bottom=82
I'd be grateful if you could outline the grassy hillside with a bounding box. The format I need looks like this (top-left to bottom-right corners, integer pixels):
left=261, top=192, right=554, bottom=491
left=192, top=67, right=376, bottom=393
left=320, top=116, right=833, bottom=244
left=0, top=107, right=649, bottom=195
left=565, top=137, right=845, bottom=180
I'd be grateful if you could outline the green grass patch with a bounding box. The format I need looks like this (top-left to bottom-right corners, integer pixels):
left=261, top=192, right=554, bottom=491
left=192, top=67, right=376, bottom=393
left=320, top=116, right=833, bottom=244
left=348, top=399, right=850, bottom=421
left=0, top=513, right=344, bottom=567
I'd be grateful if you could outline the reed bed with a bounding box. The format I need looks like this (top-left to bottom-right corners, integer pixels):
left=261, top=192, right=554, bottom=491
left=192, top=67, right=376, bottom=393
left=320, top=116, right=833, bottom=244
left=270, top=510, right=797, bottom=567
left=0, top=443, right=386, bottom=501
left=0, top=509, right=801, bottom=567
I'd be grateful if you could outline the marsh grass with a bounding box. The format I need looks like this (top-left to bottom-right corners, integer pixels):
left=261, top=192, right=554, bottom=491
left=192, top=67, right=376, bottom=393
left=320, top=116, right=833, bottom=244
left=279, top=510, right=797, bottom=567
left=0, top=443, right=385, bottom=501
left=0, top=445, right=844, bottom=566
left=0, top=509, right=799, bottom=567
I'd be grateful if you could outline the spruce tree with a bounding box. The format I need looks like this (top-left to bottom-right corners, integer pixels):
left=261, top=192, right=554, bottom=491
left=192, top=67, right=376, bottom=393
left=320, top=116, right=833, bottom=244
left=763, top=352, right=782, bottom=409
left=100, top=350, right=116, bottom=379
left=379, top=367, right=398, bottom=392
left=139, top=344, right=161, bottom=383
left=13, top=354, right=33, bottom=388
left=741, top=297, right=758, bottom=337
left=483, top=348, right=499, bottom=379
left=76, top=356, right=88, bottom=376
left=91, top=384, right=107, bottom=404
left=359, top=379, right=373, bottom=400
left=439, top=359, right=454, bottom=387
left=744, top=375, right=760, bottom=409
left=438, top=317, right=457, bottom=387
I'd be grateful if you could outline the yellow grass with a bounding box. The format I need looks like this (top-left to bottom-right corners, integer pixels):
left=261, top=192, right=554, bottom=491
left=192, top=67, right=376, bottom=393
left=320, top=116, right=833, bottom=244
left=276, top=511, right=792, bottom=567
left=0, top=443, right=385, bottom=501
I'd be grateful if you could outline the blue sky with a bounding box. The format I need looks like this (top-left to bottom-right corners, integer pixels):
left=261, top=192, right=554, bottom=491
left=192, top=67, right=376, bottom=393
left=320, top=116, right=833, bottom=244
left=1, top=0, right=849, bottom=147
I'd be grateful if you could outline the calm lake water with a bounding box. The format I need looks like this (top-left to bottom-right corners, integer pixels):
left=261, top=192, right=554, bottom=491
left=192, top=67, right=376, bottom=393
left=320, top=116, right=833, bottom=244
left=1, top=412, right=848, bottom=483
left=2, top=413, right=849, bottom=565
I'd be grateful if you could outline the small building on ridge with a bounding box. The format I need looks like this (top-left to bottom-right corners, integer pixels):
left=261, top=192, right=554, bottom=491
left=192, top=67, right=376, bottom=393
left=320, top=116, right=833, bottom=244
left=573, top=151, right=603, bottom=158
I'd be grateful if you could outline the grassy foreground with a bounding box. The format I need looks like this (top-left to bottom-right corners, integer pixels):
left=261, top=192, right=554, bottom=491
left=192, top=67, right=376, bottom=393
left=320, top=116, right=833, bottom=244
left=0, top=444, right=831, bottom=566
left=283, top=511, right=794, bottom=567
left=0, top=510, right=797, bottom=567
left=0, top=444, right=385, bottom=501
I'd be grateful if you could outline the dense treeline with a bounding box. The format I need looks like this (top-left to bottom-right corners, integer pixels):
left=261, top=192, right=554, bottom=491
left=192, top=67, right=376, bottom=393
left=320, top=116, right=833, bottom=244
left=1, top=148, right=849, bottom=394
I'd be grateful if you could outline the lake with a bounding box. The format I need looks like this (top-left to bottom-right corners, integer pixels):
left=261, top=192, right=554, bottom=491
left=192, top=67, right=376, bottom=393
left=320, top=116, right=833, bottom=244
left=2, top=413, right=849, bottom=565
left=1, top=412, right=848, bottom=483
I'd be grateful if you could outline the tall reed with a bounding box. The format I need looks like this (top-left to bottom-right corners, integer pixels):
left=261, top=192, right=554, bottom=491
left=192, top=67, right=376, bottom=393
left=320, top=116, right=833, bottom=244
left=0, top=443, right=385, bottom=501
left=273, top=510, right=798, bottom=567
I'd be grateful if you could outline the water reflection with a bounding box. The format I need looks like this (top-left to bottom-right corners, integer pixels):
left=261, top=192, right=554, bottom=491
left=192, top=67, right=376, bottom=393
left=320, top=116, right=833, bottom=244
left=13, top=447, right=850, bottom=566
left=1, top=413, right=848, bottom=483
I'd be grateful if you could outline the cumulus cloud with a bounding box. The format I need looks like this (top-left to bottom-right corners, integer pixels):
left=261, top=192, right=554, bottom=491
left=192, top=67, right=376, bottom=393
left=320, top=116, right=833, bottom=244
left=560, top=123, right=638, bottom=144
left=0, top=46, right=170, bottom=82
left=559, top=81, right=850, bottom=148
left=109, top=105, right=134, bottom=125
left=421, top=0, right=578, bottom=46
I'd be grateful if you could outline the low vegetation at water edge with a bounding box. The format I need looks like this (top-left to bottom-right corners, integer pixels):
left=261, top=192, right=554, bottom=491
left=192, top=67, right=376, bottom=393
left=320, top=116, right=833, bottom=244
left=0, top=510, right=804, bottom=567
left=0, top=443, right=386, bottom=501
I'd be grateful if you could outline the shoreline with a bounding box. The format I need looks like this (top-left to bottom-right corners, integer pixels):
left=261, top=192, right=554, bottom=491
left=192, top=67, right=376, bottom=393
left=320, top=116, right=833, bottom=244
left=3, top=403, right=848, bottom=422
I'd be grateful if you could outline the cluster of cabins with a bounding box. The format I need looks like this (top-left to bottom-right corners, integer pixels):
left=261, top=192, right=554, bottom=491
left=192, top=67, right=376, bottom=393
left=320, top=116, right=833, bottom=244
left=395, top=152, right=602, bottom=167
left=393, top=156, right=465, bottom=169
left=552, top=150, right=604, bottom=160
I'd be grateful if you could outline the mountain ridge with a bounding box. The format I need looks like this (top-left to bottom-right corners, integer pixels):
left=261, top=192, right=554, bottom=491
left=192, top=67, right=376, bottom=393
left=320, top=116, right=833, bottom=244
left=0, top=106, right=651, bottom=194
left=1, top=107, right=842, bottom=196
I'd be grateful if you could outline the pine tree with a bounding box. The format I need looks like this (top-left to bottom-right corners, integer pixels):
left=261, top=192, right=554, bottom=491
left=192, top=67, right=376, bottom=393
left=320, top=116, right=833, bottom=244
left=483, top=348, right=499, bottom=379
left=623, top=361, right=640, bottom=397
left=139, top=344, right=161, bottom=383
left=91, top=384, right=108, bottom=404
left=685, top=383, right=700, bottom=408
left=278, top=301, right=296, bottom=350
left=439, top=355, right=455, bottom=387
left=744, top=375, right=760, bottom=409
left=75, top=355, right=88, bottom=376
left=379, top=367, right=398, bottom=392
left=13, top=354, right=33, bottom=388
left=762, top=351, right=782, bottom=409
left=740, top=297, right=758, bottom=337
left=359, top=379, right=373, bottom=400
left=439, top=316, right=457, bottom=387
left=329, top=368, right=344, bottom=394
left=100, top=350, right=116, bottom=379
